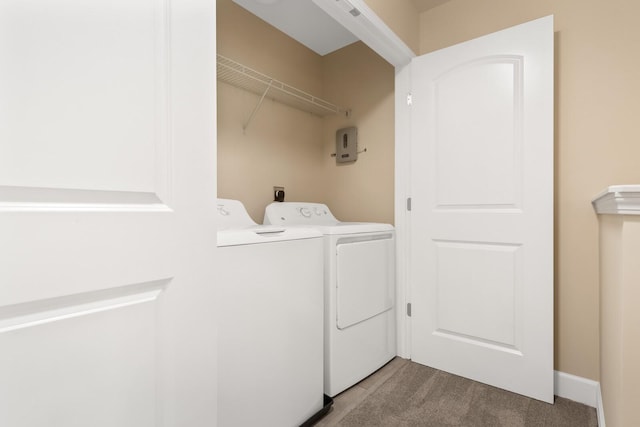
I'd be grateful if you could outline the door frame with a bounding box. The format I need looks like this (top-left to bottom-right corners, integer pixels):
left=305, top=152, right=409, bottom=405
left=393, top=64, right=413, bottom=359
left=312, top=0, right=415, bottom=359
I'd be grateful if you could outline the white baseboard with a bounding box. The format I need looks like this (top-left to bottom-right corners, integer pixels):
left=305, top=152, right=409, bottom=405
left=554, top=370, right=605, bottom=425
left=554, top=371, right=598, bottom=407
left=596, top=383, right=606, bottom=427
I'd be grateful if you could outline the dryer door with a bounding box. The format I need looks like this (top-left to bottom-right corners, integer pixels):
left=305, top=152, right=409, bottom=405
left=336, top=235, right=394, bottom=329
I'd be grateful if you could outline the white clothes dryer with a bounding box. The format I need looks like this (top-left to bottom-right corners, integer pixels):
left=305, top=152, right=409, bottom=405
left=217, top=199, right=327, bottom=426
left=264, top=202, right=396, bottom=397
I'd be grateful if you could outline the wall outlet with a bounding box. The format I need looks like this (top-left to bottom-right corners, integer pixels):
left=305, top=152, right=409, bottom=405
left=273, top=186, right=285, bottom=202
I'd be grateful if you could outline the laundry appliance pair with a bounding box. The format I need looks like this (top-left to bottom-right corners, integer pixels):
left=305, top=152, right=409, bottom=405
left=216, top=198, right=396, bottom=427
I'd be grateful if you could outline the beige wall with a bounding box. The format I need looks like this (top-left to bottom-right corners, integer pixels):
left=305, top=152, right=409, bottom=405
left=415, top=0, right=640, bottom=382
left=321, top=42, right=395, bottom=224
left=217, top=82, right=326, bottom=222
left=362, top=0, right=420, bottom=55
left=217, top=0, right=325, bottom=222
left=217, top=0, right=395, bottom=224
left=598, top=214, right=640, bottom=427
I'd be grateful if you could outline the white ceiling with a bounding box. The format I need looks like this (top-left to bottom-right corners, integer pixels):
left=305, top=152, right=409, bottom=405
left=232, top=0, right=452, bottom=56
left=232, top=0, right=359, bottom=56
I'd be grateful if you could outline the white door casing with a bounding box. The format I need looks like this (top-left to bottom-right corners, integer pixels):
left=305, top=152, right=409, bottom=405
left=0, top=1, right=217, bottom=425
left=409, top=16, right=554, bottom=402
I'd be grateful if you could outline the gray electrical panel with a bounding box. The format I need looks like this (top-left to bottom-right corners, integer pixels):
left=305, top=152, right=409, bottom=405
left=336, top=127, right=357, bottom=163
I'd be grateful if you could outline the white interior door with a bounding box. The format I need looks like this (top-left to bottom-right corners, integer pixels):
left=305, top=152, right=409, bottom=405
left=0, top=1, right=217, bottom=425
left=410, top=16, right=554, bottom=402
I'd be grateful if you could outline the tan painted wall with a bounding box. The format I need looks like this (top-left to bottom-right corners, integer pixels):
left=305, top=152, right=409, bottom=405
left=321, top=42, right=395, bottom=224
left=217, top=82, right=326, bottom=222
left=217, top=0, right=325, bottom=222
left=362, top=0, right=420, bottom=55
left=417, top=0, right=640, bottom=383
left=217, top=0, right=395, bottom=224
left=598, top=214, right=640, bottom=427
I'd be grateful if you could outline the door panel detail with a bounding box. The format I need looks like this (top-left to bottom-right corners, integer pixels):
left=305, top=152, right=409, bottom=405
left=433, top=240, right=521, bottom=348
left=0, top=186, right=171, bottom=212
left=0, top=278, right=169, bottom=333
left=434, top=56, right=523, bottom=210
left=0, top=0, right=171, bottom=204
left=0, top=298, right=158, bottom=425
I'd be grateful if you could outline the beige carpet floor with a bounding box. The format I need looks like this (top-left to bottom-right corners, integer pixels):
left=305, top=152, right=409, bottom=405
left=316, top=358, right=598, bottom=427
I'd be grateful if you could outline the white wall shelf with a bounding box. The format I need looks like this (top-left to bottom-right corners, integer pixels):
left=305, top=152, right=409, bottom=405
left=592, top=185, right=640, bottom=215
left=217, top=55, right=347, bottom=130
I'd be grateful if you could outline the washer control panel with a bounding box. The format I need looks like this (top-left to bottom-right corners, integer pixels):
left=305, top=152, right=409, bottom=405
left=217, top=198, right=257, bottom=229
left=264, top=202, right=338, bottom=225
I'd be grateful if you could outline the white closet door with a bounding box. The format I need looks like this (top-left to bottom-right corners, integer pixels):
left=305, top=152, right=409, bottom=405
left=410, top=16, right=554, bottom=402
left=0, top=0, right=218, bottom=425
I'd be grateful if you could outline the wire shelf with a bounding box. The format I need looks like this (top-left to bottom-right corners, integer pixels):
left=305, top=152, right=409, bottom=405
left=217, top=54, right=345, bottom=117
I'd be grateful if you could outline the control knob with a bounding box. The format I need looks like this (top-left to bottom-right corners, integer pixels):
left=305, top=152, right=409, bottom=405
left=299, top=207, right=312, bottom=218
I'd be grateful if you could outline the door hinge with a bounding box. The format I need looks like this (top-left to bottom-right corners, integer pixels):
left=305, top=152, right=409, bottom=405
left=406, top=303, right=412, bottom=317
left=406, top=197, right=412, bottom=211
left=406, top=93, right=412, bottom=106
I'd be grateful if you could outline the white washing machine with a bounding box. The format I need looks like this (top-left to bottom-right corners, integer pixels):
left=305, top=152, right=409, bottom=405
left=264, top=202, right=396, bottom=397
left=216, top=199, right=326, bottom=427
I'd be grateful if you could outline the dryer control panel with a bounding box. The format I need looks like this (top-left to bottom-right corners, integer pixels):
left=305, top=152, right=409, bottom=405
left=264, top=202, right=339, bottom=225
